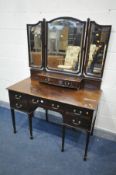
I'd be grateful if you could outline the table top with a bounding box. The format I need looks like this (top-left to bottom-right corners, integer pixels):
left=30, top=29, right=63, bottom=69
left=8, top=77, right=102, bottom=110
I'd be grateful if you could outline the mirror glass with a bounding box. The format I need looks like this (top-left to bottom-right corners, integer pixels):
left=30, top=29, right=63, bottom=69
left=86, top=22, right=111, bottom=77
left=47, top=18, right=85, bottom=73
left=27, top=23, right=42, bottom=67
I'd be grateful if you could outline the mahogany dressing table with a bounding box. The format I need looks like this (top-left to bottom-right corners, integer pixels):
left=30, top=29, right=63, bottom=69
left=7, top=17, right=111, bottom=160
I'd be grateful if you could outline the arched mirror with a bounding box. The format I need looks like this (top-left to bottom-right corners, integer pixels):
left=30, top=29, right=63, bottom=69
left=27, top=22, right=42, bottom=68
left=46, top=17, right=86, bottom=74
left=85, top=21, right=111, bottom=78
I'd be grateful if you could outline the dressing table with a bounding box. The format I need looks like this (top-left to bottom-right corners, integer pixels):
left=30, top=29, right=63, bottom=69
left=7, top=17, right=111, bottom=160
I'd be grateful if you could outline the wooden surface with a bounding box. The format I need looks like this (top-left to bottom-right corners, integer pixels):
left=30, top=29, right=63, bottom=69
left=7, top=77, right=102, bottom=110
left=38, top=71, right=82, bottom=82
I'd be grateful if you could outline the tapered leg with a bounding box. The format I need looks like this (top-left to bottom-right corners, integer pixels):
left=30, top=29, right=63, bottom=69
left=91, top=106, right=98, bottom=136
left=91, top=118, right=96, bottom=136
left=11, top=108, right=16, bottom=133
left=84, top=131, right=90, bottom=161
left=45, top=109, right=48, bottom=122
left=28, top=113, right=33, bottom=139
left=61, top=125, right=66, bottom=152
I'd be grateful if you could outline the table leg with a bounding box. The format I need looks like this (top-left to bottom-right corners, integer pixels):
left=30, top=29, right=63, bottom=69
left=45, top=109, right=48, bottom=122
left=61, top=125, right=66, bottom=152
left=11, top=108, right=16, bottom=133
left=91, top=118, right=96, bottom=136
left=84, top=131, right=91, bottom=161
left=28, top=113, right=33, bottom=139
left=91, top=106, right=98, bottom=136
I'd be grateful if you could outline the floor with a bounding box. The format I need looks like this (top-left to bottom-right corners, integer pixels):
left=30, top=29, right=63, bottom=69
left=0, top=106, right=116, bottom=175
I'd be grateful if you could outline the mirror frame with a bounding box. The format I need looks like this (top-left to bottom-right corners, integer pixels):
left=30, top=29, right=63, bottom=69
left=27, top=17, right=111, bottom=88
left=45, top=17, right=86, bottom=76
left=83, top=20, right=111, bottom=79
left=27, top=21, right=44, bottom=69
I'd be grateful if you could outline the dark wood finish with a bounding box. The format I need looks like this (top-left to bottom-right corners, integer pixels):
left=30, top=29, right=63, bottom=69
left=38, top=71, right=82, bottom=89
left=45, top=109, right=48, bottom=122
left=83, top=21, right=111, bottom=79
left=8, top=78, right=101, bottom=110
left=84, top=131, right=91, bottom=160
left=11, top=108, right=17, bottom=133
left=28, top=112, right=33, bottom=139
left=61, top=125, right=65, bottom=152
left=7, top=16, right=111, bottom=160
left=46, top=17, right=86, bottom=76
left=27, top=17, right=111, bottom=89
left=8, top=77, right=101, bottom=159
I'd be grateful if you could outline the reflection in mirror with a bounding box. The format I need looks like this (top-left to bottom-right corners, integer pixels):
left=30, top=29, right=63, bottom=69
left=86, top=22, right=111, bottom=77
left=47, top=18, right=85, bottom=73
left=28, top=23, right=42, bottom=67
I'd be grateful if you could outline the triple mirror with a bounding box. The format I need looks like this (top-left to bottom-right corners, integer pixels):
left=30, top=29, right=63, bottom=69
left=27, top=17, right=111, bottom=88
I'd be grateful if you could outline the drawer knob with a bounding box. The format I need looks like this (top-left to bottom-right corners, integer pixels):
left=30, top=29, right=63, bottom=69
left=16, top=103, right=22, bottom=109
left=32, top=99, right=39, bottom=104
left=15, top=94, right=22, bottom=99
left=72, top=119, right=75, bottom=123
left=86, top=111, right=89, bottom=115
left=40, top=100, right=44, bottom=103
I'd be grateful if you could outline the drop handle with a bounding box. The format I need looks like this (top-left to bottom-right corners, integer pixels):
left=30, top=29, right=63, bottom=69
left=74, top=113, right=81, bottom=116
left=16, top=103, right=22, bottom=108
left=15, top=94, right=22, bottom=99
left=72, top=119, right=81, bottom=126
left=32, top=99, right=39, bottom=104
left=73, top=109, right=82, bottom=115
left=51, top=104, right=60, bottom=110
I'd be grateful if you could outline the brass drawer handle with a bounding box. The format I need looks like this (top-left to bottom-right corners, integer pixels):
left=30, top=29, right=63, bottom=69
left=72, top=119, right=81, bottom=126
left=16, top=103, right=22, bottom=109
left=52, top=104, right=60, bottom=110
left=15, top=94, right=22, bottom=99
left=73, top=109, right=82, bottom=115
left=73, top=112, right=81, bottom=116
left=32, top=99, right=39, bottom=104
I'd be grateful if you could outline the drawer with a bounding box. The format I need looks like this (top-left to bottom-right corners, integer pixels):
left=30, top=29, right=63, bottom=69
left=66, top=105, right=93, bottom=119
left=9, top=91, right=28, bottom=111
left=29, top=96, right=64, bottom=112
left=63, top=112, right=91, bottom=130
left=46, top=100, right=64, bottom=112
left=28, top=96, right=46, bottom=110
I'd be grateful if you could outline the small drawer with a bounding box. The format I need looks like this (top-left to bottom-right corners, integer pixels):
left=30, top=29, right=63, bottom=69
left=10, top=92, right=23, bottom=101
left=14, top=102, right=24, bottom=110
left=51, top=102, right=61, bottom=111
left=63, top=113, right=91, bottom=129
left=9, top=91, right=28, bottom=111
left=28, top=96, right=46, bottom=110
left=66, top=105, right=93, bottom=119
